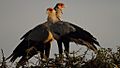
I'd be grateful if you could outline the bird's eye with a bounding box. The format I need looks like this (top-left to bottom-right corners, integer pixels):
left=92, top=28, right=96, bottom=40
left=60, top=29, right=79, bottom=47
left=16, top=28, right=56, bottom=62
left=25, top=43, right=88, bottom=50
left=59, top=4, right=63, bottom=6
left=49, top=9, right=53, bottom=11
left=47, top=8, right=53, bottom=11
left=60, top=4, right=64, bottom=6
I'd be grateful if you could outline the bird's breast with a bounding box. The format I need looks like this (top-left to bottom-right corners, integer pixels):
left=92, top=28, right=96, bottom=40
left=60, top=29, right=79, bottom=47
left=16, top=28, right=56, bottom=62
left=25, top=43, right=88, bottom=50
left=44, top=31, right=54, bottom=43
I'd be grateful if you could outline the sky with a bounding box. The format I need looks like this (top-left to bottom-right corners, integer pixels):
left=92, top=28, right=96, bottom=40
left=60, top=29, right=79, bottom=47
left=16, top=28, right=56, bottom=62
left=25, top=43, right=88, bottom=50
left=0, top=0, right=120, bottom=58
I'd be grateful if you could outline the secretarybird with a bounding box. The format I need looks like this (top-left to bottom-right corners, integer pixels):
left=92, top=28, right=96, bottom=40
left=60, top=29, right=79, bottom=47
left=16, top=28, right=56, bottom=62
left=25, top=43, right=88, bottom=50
left=53, top=3, right=100, bottom=57
left=6, top=8, right=57, bottom=67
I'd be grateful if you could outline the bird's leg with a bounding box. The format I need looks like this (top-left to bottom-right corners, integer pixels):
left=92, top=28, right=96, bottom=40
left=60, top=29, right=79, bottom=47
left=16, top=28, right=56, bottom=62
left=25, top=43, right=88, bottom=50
left=57, top=40, right=65, bottom=63
left=63, top=41, right=70, bottom=58
left=45, top=42, right=51, bottom=61
left=40, top=47, right=44, bottom=60
left=57, top=40, right=63, bottom=57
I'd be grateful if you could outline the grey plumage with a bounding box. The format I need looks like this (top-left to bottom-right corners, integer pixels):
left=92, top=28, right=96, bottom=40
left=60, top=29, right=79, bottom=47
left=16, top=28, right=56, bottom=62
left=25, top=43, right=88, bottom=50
left=53, top=3, right=100, bottom=55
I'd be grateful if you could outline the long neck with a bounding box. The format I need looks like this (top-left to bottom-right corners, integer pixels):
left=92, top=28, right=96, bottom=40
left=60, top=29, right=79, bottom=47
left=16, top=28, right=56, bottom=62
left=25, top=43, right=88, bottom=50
left=56, top=8, right=62, bottom=21
left=47, top=13, right=59, bottom=23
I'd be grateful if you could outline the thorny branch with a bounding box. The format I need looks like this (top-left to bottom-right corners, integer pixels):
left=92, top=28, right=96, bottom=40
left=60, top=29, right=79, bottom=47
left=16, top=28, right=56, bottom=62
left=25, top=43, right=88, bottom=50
left=0, top=47, right=120, bottom=68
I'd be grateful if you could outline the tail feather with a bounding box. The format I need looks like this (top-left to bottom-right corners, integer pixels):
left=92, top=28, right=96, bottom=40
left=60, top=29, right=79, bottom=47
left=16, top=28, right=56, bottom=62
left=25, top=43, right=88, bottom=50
left=77, top=38, right=97, bottom=51
left=64, top=23, right=100, bottom=52
left=68, top=23, right=100, bottom=47
left=16, top=46, right=38, bottom=67
left=10, top=54, right=18, bottom=63
left=68, top=23, right=95, bottom=39
left=92, top=39, right=100, bottom=46
left=5, top=53, right=13, bottom=61
left=20, top=30, right=32, bottom=40
left=7, top=40, right=32, bottom=63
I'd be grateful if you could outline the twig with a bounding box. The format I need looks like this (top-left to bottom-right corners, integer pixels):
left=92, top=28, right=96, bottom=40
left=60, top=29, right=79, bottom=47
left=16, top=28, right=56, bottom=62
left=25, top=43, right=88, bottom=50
left=1, top=49, right=7, bottom=68
left=80, top=48, right=89, bottom=64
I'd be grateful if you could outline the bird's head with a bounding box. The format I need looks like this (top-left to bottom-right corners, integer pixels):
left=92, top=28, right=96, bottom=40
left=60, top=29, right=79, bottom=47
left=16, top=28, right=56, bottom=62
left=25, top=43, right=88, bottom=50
left=56, top=3, right=65, bottom=10
left=54, top=3, right=65, bottom=20
left=47, top=8, right=56, bottom=14
left=46, top=8, right=59, bottom=23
